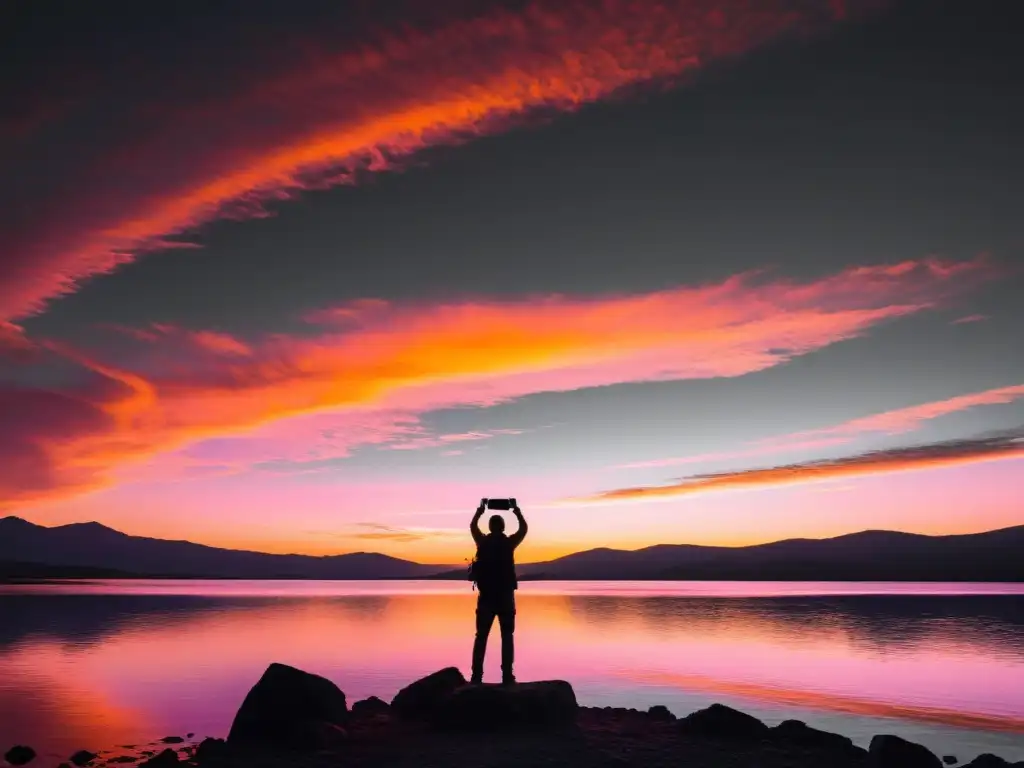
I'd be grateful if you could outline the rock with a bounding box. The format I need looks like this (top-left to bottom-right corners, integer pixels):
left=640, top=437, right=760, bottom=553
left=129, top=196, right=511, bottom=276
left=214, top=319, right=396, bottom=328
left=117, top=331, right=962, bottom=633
left=965, top=756, right=1011, bottom=768
left=158, top=738, right=183, bottom=745
left=193, top=738, right=230, bottom=764
left=647, top=705, right=675, bottom=721
left=226, top=662, right=348, bottom=751
left=138, top=749, right=178, bottom=768
left=869, top=734, right=942, bottom=768
left=70, top=750, right=98, bottom=766
left=391, top=667, right=466, bottom=720
left=945, top=758, right=959, bottom=765
left=4, top=746, right=36, bottom=766
left=772, top=719, right=865, bottom=755
left=308, top=722, right=347, bottom=749
left=351, top=696, right=391, bottom=718
left=677, top=703, right=770, bottom=741
left=107, top=757, right=137, bottom=763
left=433, top=680, right=579, bottom=730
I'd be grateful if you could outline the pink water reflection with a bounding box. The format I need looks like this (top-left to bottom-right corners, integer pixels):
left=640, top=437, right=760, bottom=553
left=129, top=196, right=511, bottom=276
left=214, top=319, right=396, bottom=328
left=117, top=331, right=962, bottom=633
left=0, top=582, right=1022, bottom=764
left=6, top=579, right=1022, bottom=597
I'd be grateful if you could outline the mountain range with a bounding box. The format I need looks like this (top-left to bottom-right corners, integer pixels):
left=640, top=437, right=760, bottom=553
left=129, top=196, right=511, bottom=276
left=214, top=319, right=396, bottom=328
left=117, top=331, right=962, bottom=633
left=0, top=516, right=446, bottom=579
left=1, top=516, right=1022, bottom=581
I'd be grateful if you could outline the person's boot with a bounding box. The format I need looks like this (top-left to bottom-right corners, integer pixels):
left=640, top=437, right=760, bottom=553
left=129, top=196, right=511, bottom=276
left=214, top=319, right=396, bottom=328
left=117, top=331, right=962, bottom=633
left=501, top=670, right=516, bottom=686
left=470, top=669, right=483, bottom=684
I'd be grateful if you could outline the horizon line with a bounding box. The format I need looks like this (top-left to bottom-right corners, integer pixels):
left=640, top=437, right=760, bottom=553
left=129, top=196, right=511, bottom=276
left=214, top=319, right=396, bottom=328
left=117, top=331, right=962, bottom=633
left=3, top=515, right=1020, bottom=567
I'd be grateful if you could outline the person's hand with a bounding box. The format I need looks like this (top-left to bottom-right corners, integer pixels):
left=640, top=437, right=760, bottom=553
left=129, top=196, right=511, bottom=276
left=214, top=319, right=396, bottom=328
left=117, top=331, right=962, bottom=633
left=476, top=498, right=487, bottom=514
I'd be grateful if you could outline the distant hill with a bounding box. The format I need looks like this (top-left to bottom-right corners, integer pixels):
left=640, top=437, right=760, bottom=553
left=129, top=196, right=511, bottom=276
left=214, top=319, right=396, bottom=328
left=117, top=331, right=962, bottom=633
left=2, top=516, right=1021, bottom=581
left=0, top=560, right=149, bottom=582
left=431, top=526, right=1024, bottom=582
left=0, top=516, right=451, bottom=579
left=507, top=527, right=1024, bottom=582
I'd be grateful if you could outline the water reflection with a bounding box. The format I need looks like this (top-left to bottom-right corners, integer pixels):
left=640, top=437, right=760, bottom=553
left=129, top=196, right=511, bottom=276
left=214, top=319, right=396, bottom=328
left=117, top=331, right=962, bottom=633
left=0, top=582, right=1022, bottom=764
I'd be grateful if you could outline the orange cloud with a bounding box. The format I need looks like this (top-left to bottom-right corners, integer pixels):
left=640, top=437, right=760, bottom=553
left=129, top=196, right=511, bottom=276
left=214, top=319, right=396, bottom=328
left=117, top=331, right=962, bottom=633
left=0, top=257, right=993, bottom=510
left=577, top=432, right=1024, bottom=503
left=0, top=0, right=875, bottom=323
left=622, top=382, right=1024, bottom=468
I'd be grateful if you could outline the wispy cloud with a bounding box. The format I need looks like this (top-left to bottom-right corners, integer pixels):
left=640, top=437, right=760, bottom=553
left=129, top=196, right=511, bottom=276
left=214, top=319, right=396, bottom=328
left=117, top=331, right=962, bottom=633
left=618, top=437, right=850, bottom=469
left=0, top=0, right=869, bottom=323
left=0, top=322, right=36, bottom=363
left=779, top=384, right=1024, bottom=440
left=952, top=314, right=989, bottom=324
left=329, top=522, right=461, bottom=543
left=575, top=431, right=1024, bottom=504
left=620, top=382, right=1024, bottom=469
left=0, top=257, right=994, bottom=509
left=385, top=428, right=524, bottom=451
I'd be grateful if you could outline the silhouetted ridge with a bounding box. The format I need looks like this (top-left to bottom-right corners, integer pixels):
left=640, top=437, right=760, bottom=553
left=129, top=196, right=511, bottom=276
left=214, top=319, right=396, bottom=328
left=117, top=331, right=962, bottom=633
left=2, top=517, right=1020, bottom=581
left=511, top=526, right=1024, bottom=581
left=0, top=517, right=452, bottom=579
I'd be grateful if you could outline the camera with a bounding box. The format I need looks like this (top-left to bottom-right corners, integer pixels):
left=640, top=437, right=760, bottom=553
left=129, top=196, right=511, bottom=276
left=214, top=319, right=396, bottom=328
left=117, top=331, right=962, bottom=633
left=485, top=498, right=516, bottom=510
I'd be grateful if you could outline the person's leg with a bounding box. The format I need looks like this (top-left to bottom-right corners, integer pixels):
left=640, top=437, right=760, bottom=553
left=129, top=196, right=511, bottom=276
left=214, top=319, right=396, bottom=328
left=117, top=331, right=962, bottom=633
left=497, top=592, right=516, bottom=683
left=471, top=595, right=496, bottom=683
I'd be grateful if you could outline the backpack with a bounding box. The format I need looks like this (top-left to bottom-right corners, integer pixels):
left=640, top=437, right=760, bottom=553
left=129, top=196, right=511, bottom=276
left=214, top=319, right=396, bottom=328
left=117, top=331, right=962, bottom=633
left=467, top=533, right=517, bottom=593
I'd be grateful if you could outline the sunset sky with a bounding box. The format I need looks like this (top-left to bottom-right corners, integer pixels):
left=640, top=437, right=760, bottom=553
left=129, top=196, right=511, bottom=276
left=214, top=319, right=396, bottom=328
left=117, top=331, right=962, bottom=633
left=2, top=0, right=1021, bottom=563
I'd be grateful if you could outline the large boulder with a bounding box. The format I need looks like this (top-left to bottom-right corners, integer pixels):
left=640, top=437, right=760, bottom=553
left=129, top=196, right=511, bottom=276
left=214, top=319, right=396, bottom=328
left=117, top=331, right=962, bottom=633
left=869, top=734, right=942, bottom=768
left=138, top=750, right=178, bottom=768
left=647, top=705, right=675, bottom=722
left=4, top=746, right=36, bottom=766
left=391, top=667, right=466, bottom=720
left=227, top=663, right=348, bottom=751
left=193, top=738, right=230, bottom=765
left=964, top=756, right=1013, bottom=768
left=771, top=719, right=865, bottom=756
left=433, top=681, right=578, bottom=730
left=351, top=696, right=391, bottom=718
left=677, top=703, right=770, bottom=741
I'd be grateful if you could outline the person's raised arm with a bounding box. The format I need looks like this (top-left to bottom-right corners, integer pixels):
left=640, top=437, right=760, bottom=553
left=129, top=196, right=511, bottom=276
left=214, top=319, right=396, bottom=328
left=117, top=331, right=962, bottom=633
left=509, top=503, right=528, bottom=548
left=470, top=499, right=486, bottom=546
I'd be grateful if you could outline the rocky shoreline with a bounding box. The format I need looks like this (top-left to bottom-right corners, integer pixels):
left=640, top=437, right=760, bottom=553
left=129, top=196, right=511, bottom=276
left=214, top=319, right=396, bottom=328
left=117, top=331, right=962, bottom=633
left=5, top=663, right=1022, bottom=768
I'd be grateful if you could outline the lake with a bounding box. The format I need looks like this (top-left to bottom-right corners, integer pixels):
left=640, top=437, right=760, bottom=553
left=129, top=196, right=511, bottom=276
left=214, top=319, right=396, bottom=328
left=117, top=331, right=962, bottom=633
left=1, top=581, right=1022, bottom=764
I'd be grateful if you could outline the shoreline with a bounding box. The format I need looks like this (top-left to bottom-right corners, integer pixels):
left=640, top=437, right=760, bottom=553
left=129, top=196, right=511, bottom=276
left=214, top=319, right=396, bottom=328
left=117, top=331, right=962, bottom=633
left=5, top=575, right=1024, bottom=583
left=5, top=665, right=1021, bottom=768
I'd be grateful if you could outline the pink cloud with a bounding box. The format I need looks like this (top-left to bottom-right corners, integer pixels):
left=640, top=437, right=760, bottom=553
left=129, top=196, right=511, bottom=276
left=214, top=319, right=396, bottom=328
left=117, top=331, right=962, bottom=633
left=952, top=314, right=989, bottom=324
left=621, top=382, right=1024, bottom=469
left=0, top=256, right=996, bottom=509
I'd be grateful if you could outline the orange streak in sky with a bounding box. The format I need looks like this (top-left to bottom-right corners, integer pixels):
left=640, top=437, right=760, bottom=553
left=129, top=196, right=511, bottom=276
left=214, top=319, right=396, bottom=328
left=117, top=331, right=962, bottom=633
left=1, top=0, right=869, bottom=322
left=580, top=439, right=1024, bottom=503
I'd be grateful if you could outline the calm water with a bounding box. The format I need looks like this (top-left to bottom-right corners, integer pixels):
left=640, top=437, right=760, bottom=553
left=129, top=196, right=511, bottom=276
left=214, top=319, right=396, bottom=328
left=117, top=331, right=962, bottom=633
left=1, top=581, right=1022, bottom=764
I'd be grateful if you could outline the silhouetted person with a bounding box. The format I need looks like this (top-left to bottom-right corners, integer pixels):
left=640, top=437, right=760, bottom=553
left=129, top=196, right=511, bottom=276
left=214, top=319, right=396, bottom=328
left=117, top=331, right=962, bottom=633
left=469, top=499, right=528, bottom=684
